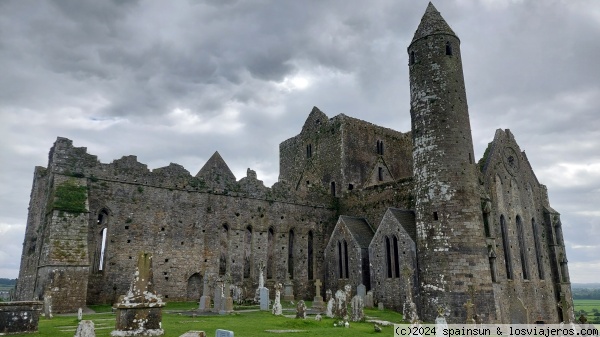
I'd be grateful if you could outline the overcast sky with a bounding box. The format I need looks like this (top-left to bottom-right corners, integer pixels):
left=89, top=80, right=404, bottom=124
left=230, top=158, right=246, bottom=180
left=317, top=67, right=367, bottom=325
left=0, top=0, right=598, bottom=284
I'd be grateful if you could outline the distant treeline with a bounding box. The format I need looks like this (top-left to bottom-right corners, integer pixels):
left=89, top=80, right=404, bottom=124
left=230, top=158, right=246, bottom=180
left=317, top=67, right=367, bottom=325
left=0, top=278, right=16, bottom=286
left=573, top=288, right=600, bottom=300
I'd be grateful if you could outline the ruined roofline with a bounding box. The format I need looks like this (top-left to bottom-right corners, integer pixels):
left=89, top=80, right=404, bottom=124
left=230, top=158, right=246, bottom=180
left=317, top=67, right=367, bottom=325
left=44, top=136, right=276, bottom=188
left=280, top=106, right=411, bottom=147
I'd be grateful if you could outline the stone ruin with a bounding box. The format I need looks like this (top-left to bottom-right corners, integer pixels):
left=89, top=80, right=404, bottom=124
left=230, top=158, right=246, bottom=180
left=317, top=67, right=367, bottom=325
left=111, top=252, right=165, bottom=337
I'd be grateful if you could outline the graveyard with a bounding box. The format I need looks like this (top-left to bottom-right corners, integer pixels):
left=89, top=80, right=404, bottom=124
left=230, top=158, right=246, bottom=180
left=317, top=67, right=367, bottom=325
left=4, top=301, right=405, bottom=337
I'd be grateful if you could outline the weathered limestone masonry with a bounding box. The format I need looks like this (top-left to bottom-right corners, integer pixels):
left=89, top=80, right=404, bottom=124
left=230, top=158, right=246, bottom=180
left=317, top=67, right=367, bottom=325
left=15, top=2, right=573, bottom=324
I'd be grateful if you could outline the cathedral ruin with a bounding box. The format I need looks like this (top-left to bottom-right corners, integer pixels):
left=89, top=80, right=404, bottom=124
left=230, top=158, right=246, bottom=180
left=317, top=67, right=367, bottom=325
left=14, top=3, right=573, bottom=323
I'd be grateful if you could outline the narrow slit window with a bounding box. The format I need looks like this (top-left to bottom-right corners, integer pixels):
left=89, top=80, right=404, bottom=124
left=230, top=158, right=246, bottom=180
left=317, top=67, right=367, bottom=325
left=433, top=212, right=439, bottom=221
left=378, top=167, right=383, bottom=181
left=410, top=51, right=416, bottom=65
left=446, top=41, right=453, bottom=56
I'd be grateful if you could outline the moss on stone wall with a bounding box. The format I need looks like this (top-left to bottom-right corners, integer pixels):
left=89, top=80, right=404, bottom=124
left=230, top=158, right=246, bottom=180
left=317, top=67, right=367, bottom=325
left=52, top=179, right=87, bottom=213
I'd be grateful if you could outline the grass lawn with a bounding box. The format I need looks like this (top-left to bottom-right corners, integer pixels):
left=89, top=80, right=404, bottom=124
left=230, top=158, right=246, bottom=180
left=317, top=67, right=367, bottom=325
left=8, top=302, right=404, bottom=337
left=574, top=299, right=600, bottom=324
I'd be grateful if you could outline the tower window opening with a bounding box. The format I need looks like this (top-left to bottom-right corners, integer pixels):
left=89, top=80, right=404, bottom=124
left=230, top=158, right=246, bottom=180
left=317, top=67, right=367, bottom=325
left=410, top=51, right=416, bottom=65
left=331, top=181, right=336, bottom=197
left=376, top=140, right=384, bottom=155
left=433, top=212, right=439, bottom=221
left=378, top=167, right=383, bottom=181
left=348, top=184, right=354, bottom=191
left=306, top=144, right=312, bottom=158
left=446, top=41, right=453, bottom=56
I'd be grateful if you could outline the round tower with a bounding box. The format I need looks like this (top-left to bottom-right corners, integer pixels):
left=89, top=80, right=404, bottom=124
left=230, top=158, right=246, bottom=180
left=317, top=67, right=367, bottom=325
left=408, top=3, right=495, bottom=322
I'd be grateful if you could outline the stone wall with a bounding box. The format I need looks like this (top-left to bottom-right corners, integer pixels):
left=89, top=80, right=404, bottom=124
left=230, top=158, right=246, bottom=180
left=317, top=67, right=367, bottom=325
left=368, top=209, right=417, bottom=312
left=481, top=129, right=571, bottom=323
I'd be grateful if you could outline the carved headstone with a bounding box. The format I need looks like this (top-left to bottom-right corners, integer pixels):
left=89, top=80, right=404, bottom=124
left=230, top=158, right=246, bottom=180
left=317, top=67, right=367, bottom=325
left=74, top=320, right=95, bottom=337
left=216, top=329, right=234, bottom=337
left=179, top=331, right=206, bottom=337
left=351, top=295, right=364, bottom=322
left=43, top=294, right=52, bottom=319
left=220, top=275, right=233, bottom=315
left=326, top=298, right=334, bottom=318
left=259, top=287, right=270, bottom=311
left=334, top=289, right=348, bottom=319
left=435, top=307, right=448, bottom=337
left=378, top=302, right=384, bottom=311
left=312, top=279, right=324, bottom=311
left=111, top=252, right=165, bottom=337
left=198, top=273, right=212, bottom=312
left=272, top=283, right=283, bottom=316
left=296, top=300, right=307, bottom=319
left=364, top=290, right=374, bottom=308
left=77, top=307, right=83, bottom=321
left=357, top=284, right=366, bottom=301
left=213, top=277, right=223, bottom=313
left=283, top=274, right=294, bottom=302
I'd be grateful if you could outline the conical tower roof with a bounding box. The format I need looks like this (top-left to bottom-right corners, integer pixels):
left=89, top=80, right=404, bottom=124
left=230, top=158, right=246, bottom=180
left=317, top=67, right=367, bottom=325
left=411, top=2, right=457, bottom=44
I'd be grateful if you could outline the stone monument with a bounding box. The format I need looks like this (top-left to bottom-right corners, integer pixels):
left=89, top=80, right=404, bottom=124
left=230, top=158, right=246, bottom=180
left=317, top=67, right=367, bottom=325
left=311, top=279, right=325, bottom=312
left=272, top=283, right=283, bottom=316
left=357, top=284, right=366, bottom=301
left=364, top=290, right=374, bottom=308
left=111, top=252, right=165, bottom=337
left=351, top=295, right=364, bottom=322
left=198, top=273, right=212, bottom=312
left=283, top=273, right=294, bottom=302
left=74, top=320, right=95, bottom=337
left=213, top=277, right=223, bottom=313
left=334, top=289, right=348, bottom=320
left=220, top=274, right=233, bottom=315
left=296, top=300, right=307, bottom=319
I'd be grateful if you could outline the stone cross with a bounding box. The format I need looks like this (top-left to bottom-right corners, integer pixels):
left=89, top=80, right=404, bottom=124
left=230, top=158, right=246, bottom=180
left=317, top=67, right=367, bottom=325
left=314, top=279, right=322, bottom=297
left=464, top=299, right=475, bottom=324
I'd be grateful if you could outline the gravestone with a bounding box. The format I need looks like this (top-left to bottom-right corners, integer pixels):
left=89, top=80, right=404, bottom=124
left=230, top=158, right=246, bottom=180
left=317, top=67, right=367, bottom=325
left=74, top=320, right=95, bottom=337
left=283, top=274, right=294, bottom=302
left=351, top=294, right=364, bottom=322
left=259, top=287, right=270, bottom=311
left=312, top=279, right=324, bottom=312
left=272, top=283, right=283, bottom=316
left=43, top=294, right=52, bottom=319
left=334, top=289, right=348, bottom=319
left=315, top=314, right=322, bottom=321
left=296, top=300, right=307, bottom=319
left=357, top=284, right=366, bottom=301
left=78, top=307, right=83, bottom=321
left=220, top=275, right=233, bottom=315
left=325, top=289, right=332, bottom=302
left=213, top=277, right=223, bottom=313
left=378, top=302, right=384, bottom=311
left=364, top=291, right=374, bottom=308
left=435, top=307, right=448, bottom=337
left=326, top=298, right=334, bottom=318
left=216, top=329, right=234, bottom=337
left=179, top=331, right=206, bottom=337
left=344, top=284, right=352, bottom=302
left=111, top=252, right=165, bottom=337
left=198, top=273, right=212, bottom=312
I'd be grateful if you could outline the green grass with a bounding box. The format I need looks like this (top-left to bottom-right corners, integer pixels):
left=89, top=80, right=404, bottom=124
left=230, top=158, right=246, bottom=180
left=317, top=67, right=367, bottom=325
left=8, top=303, right=404, bottom=337
left=574, top=299, right=600, bottom=324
